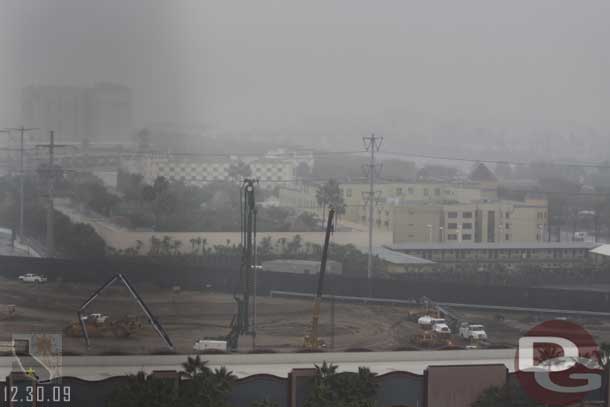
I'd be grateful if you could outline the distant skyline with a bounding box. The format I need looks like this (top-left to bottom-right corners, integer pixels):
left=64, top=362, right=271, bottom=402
left=1, top=0, right=609, bottom=145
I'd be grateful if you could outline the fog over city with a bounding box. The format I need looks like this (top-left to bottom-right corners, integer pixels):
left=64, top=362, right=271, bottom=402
left=1, top=0, right=610, bottom=156
left=3, top=3, right=610, bottom=405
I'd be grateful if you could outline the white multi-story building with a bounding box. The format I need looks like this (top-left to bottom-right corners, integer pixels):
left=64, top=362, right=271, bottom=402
left=122, top=154, right=297, bottom=188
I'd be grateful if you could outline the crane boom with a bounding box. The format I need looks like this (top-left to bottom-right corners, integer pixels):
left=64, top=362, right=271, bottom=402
left=304, top=207, right=335, bottom=349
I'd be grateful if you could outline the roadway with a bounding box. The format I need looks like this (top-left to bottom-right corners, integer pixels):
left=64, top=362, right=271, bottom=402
left=0, top=349, right=517, bottom=380
left=0, top=235, right=30, bottom=257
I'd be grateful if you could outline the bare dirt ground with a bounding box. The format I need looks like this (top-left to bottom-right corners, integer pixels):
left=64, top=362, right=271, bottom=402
left=3, top=276, right=610, bottom=355
left=0, top=276, right=415, bottom=354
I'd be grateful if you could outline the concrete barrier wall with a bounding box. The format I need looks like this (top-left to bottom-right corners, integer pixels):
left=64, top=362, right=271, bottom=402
left=1, top=255, right=610, bottom=311
left=4, top=365, right=605, bottom=406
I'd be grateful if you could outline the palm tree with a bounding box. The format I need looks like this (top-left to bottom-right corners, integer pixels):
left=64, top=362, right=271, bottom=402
left=149, top=236, right=161, bottom=256
left=286, top=235, right=303, bottom=257
left=182, top=355, right=209, bottom=377
left=180, top=356, right=236, bottom=407
left=171, top=240, right=183, bottom=256
left=305, top=362, right=378, bottom=407
left=107, top=371, right=178, bottom=407
left=315, top=185, right=327, bottom=221
left=258, top=236, right=273, bottom=260
left=134, top=240, right=143, bottom=255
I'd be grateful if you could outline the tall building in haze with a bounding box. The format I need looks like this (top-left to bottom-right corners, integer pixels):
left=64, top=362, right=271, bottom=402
left=22, top=83, right=133, bottom=145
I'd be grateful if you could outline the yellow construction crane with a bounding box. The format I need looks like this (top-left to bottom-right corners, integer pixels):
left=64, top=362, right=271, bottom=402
left=303, top=207, right=335, bottom=350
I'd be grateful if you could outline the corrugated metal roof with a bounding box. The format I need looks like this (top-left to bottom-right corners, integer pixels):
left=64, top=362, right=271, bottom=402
left=590, top=244, right=610, bottom=257
left=372, top=247, right=435, bottom=265
left=386, top=242, right=600, bottom=251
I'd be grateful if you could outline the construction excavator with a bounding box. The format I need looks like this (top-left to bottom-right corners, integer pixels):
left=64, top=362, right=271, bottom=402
left=303, top=206, right=335, bottom=350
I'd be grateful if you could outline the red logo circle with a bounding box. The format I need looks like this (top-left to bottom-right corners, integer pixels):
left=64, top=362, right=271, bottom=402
left=515, top=320, right=602, bottom=406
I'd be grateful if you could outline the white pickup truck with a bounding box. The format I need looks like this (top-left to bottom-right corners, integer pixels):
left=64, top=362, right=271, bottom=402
left=18, top=273, right=47, bottom=283
left=459, top=323, right=488, bottom=341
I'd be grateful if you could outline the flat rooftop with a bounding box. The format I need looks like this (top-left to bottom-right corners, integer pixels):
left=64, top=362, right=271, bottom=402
left=385, top=242, right=601, bottom=251
left=373, top=247, right=435, bottom=265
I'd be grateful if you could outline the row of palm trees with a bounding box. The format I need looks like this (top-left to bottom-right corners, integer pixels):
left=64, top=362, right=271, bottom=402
left=108, top=357, right=378, bottom=407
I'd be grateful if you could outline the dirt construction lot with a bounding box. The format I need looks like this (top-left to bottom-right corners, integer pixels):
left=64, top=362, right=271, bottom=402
left=3, top=276, right=610, bottom=355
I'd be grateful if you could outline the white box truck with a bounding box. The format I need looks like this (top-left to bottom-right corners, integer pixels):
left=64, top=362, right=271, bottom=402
left=193, top=339, right=227, bottom=353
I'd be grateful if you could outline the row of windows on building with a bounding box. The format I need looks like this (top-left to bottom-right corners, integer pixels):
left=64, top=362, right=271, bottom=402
left=414, top=248, right=590, bottom=260
left=344, top=187, right=455, bottom=198
left=158, top=165, right=289, bottom=173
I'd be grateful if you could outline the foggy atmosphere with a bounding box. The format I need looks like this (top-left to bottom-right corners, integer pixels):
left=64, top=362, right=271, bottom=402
left=0, top=1, right=610, bottom=406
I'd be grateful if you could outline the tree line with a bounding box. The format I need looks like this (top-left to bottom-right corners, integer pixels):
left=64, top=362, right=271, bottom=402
left=109, top=356, right=378, bottom=407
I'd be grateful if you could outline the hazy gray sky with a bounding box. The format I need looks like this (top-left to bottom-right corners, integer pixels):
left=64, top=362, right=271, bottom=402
left=1, top=0, right=609, bottom=136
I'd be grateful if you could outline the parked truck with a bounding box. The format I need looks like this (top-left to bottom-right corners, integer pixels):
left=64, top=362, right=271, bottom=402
left=459, top=323, right=488, bottom=341
left=18, top=273, right=47, bottom=283
left=193, top=339, right=227, bottom=353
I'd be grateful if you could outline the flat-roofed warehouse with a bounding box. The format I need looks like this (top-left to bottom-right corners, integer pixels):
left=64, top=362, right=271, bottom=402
left=384, top=242, right=600, bottom=270
left=261, top=259, right=343, bottom=275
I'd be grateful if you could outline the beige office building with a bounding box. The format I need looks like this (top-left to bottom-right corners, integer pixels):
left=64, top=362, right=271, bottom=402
left=392, top=199, right=547, bottom=244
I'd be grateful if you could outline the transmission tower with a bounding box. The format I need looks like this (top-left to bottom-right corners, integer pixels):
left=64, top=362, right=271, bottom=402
left=362, top=134, right=383, bottom=286
left=36, top=131, right=74, bottom=257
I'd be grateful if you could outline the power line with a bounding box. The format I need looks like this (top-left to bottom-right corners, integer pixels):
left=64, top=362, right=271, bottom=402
left=123, top=150, right=366, bottom=158
left=381, top=151, right=610, bottom=170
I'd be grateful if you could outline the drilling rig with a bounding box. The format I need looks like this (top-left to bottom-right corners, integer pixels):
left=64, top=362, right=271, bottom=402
left=227, top=178, right=257, bottom=351
left=303, top=206, right=335, bottom=350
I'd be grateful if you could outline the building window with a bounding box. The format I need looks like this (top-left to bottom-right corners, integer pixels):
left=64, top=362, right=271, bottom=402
left=448, top=223, right=458, bottom=229
left=462, top=222, right=472, bottom=229
left=463, top=212, right=473, bottom=218
left=505, top=234, right=510, bottom=241
left=462, top=234, right=472, bottom=240
left=396, top=188, right=403, bottom=195
left=448, top=212, right=458, bottom=218
left=447, top=234, right=458, bottom=240
left=435, top=188, right=441, bottom=196
left=408, top=187, right=414, bottom=194
left=506, top=212, right=510, bottom=219
left=505, top=223, right=510, bottom=229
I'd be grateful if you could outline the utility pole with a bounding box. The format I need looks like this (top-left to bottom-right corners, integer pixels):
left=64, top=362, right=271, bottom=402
left=36, top=131, right=69, bottom=257
left=362, top=134, right=383, bottom=286
left=5, top=127, right=38, bottom=243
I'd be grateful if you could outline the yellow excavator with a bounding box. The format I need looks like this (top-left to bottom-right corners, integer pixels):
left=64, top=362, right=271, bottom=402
left=303, top=207, right=335, bottom=350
